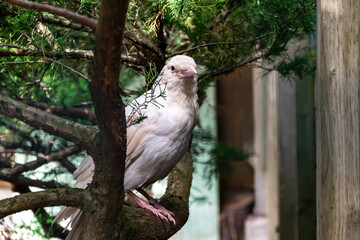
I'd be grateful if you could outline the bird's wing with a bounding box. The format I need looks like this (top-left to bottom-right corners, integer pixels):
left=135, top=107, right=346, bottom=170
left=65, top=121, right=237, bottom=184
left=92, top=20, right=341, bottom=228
left=124, top=90, right=162, bottom=170
left=125, top=124, right=148, bottom=170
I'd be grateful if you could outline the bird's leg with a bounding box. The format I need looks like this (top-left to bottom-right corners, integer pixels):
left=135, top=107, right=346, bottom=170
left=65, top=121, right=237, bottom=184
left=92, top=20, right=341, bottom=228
left=136, top=188, right=175, bottom=223
left=136, top=188, right=159, bottom=205
left=127, top=190, right=176, bottom=224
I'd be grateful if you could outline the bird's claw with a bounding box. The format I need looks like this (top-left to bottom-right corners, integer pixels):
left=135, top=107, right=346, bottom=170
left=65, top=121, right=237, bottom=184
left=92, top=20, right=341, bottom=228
left=128, top=191, right=176, bottom=224
left=141, top=203, right=176, bottom=224
left=153, top=203, right=176, bottom=224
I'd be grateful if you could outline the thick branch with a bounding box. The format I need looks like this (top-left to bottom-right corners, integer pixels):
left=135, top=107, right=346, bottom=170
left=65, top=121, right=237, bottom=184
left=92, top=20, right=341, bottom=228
left=0, top=188, right=92, bottom=219
left=0, top=146, right=81, bottom=178
left=121, top=152, right=193, bottom=240
left=3, top=0, right=97, bottom=29
left=0, top=93, right=98, bottom=151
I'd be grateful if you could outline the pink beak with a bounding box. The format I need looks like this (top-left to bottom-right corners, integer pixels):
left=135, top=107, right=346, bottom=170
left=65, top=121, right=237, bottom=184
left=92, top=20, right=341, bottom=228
left=179, top=65, right=197, bottom=78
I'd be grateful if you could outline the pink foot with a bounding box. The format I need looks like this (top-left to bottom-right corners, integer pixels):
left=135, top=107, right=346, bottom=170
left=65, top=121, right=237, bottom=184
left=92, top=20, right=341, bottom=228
left=127, top=191, right=176, bottom=224
left=153, top=202, right=175, bottom=224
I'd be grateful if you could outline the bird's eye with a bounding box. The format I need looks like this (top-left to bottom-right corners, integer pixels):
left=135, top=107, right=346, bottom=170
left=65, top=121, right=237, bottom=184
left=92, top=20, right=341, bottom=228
left=170, top=66, right=175, bottom=71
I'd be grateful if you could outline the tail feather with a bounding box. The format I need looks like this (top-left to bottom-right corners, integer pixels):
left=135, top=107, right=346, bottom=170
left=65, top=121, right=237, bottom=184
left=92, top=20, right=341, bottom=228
left=64, top=210, right=85, bottom=240
left=53, top=155, right=95, bottom=240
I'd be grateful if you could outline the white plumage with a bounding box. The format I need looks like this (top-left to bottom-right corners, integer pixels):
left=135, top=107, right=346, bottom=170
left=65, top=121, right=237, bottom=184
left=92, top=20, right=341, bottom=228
left=54, top=55, right=199, bottom=239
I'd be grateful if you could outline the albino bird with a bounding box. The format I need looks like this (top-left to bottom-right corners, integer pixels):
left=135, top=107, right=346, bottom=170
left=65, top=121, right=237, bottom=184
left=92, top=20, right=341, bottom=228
left=54, top=55, right=199, bottom=239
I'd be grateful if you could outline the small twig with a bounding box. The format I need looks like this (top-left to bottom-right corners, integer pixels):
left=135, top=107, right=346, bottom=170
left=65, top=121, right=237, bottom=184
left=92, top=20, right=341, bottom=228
left=167, top=42, right=238, bottom=58
left=71, top=101, right=93, bottom=107
left=7, top=175, right=65, bottom=189
left=198, top=55, right=264, bottom=81
left=45, top=57, right=91, bottom=82
left=0, top=146, right=81, bottom=178
left=0, top=60, right=47, bottom=65
left=58, top=158, right=77, bottom=173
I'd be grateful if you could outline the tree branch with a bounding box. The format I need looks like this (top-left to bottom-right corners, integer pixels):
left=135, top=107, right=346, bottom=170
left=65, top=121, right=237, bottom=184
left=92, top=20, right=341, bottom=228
left=3, top=0, right=97, bottom=29
left=40, top=14, right=91, bottom=32
left=0, top=188, right=92, bottom=219
left=0, top=47, right=144, bottom=70
left=167, top=42, right=238, bottom=58
left=0, top=119, right=43, bottom=146
left=5, top=175, right=65, bottom=189
left=0, top=47, right=93, bottom=60
left=0, top=146, right=81, bottom=178
left=58, top=158, right=77, bottom=173
left=0, top=93, right=98, bottom=151
left=198, top=55, right=264, bottom=81
left=124, top=30, right=163, bottom=58
left=0, top=139, right=52, bottom=156
left=12, top=184, right=69, bottom=239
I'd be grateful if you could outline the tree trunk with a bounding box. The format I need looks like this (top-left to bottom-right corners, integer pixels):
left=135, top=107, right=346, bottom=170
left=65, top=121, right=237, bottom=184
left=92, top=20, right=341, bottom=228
left=317, top=0, right=360, bottom=239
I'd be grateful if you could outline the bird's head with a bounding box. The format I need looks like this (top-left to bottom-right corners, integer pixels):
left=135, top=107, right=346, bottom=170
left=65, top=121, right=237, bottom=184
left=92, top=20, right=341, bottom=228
left=159, top=55, right=197, bottom=85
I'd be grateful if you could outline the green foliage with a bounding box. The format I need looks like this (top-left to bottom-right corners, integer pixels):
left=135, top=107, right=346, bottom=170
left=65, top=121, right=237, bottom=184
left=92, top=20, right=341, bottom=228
left=276, top=50, right=316, bottom=79
left=0, top=0, right=316, bottom=107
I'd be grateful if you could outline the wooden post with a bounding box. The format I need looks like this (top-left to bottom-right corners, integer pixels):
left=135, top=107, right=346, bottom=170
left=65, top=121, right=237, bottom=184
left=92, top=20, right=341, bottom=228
left=278, top=76, right=298, bottom=240
left=317, top=0, right=360, bottom=239
left=296, top=74, right=316, bottom=240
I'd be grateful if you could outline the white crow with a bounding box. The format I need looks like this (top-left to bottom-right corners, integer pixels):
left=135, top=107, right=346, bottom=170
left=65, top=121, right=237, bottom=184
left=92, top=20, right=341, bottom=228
left=54, top=55, right=199, bottom=239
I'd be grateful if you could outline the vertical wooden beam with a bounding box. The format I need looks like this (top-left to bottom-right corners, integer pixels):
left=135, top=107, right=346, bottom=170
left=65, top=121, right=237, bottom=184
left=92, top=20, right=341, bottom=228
left=278, top=78, right=298, bottom=240
left=296, top=72, right=316, bottom=240
left=317, top=0, right=360, bottom=239
left=265, top=72, right=280, bottom=240
left=217, top=68, right=254, bottom=192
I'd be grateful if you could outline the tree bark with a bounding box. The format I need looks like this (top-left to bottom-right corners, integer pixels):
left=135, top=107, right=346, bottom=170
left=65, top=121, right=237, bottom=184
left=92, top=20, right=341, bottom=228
left=79, top=0, right=129, bottom=239
left=317, top=0, right=360, bottom=239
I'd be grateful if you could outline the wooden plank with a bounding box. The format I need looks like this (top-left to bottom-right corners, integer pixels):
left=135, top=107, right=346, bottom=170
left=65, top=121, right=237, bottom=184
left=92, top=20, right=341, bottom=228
left=277, top=75, right=298, bottom=240
left=217, top=67, right=254, bottom=192
left=265, top=71, right=280, bottom=240
left=317, top=0, right=360, bottom=239
left=296, top=74, right=316, bottom=240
